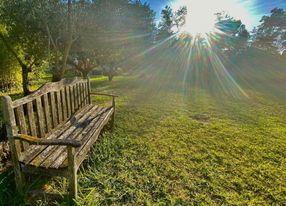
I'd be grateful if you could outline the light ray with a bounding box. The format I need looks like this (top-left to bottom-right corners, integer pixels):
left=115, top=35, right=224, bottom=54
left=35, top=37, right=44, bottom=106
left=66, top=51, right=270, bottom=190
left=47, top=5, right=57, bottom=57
left=132, top=33, right=178, bottom=58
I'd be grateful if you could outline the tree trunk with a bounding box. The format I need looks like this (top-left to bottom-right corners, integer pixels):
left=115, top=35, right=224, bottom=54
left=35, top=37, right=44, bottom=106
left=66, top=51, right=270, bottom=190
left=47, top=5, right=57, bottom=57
left=21, top=65, right=30, bottom=96
left=49, top=0, right=73, bottom=82
left=52, top=71, right=62, bottom=82
left=82, top=71, right=89, bottom=79
left=51, top=53, right=62, bottom=82
left=60, top=0, right=73, bottom=80
left=0, top=34, right=31, bottom=96
left=108, top=75, right=113, bottom=82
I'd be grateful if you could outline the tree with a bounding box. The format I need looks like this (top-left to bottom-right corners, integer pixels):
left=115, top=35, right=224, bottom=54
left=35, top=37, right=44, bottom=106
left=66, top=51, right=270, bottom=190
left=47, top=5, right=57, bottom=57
left=69, top=0, right=129, bottom=81
left=127, top=1, right=156, bottom=52
left=157, top=6, right=175, bottom=41
left=174, top=6, right=187, bottom=33
left=253, top=8, right=286, bottom=54
left=0, top=37, right=21, bottom=92
left=0, top=0, right=47, bottom=95
left=213, top=13, right=250, bottom=55
left=156, top=5, right=187, bottom=43
left=71, top=51, right=97, bottom=79
left=40, top=0, right=78, bottom=82
left=71, top=0, right=157, bottom=80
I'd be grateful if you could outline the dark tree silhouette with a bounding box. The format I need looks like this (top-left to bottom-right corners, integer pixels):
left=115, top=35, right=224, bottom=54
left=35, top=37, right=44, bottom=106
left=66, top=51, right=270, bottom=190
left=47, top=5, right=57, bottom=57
left=213, top=12, right=250, bottom=55
left=253, top=8, right=286, bottom=54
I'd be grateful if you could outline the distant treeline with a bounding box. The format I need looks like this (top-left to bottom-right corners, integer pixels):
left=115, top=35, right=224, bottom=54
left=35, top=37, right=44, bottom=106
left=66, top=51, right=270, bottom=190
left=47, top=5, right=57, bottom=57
left=0, top=1, right=285, bottom=95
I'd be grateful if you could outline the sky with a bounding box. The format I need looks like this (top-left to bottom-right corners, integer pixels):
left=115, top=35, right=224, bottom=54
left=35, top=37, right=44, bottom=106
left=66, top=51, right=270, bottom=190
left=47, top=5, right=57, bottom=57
left=142, top=0, right=286, bottom=30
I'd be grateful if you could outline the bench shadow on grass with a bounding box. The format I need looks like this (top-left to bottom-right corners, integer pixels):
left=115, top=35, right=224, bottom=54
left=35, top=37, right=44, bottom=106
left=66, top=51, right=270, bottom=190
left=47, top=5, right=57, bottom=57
left=0, top=167, right=74, bottom=205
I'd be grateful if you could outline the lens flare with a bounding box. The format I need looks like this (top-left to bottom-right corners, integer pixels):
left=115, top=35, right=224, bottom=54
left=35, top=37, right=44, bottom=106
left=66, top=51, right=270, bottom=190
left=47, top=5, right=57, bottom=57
left=171, top=0, right=255, bottom=36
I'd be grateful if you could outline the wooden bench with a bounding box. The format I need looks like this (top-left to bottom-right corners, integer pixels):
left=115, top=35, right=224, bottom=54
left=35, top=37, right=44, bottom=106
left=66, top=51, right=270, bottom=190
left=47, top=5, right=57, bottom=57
left=1, top=77, right=117, bottom=199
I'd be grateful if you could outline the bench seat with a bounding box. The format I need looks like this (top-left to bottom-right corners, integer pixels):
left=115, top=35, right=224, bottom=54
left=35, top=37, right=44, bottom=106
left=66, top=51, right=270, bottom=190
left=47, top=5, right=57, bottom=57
left=19, top=104, right=114, bottom=169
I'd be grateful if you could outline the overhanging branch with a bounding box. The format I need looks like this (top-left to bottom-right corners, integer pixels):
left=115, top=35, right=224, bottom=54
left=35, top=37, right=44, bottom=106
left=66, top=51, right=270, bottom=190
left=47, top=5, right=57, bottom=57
left=0, top=33, right=25, bottom=67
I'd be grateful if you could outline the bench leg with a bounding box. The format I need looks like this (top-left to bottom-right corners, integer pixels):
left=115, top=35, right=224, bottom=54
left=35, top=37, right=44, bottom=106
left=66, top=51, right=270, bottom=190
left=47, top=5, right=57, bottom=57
left=14, top=164, right=25, bottom=194
left=111, top=111, right=115, bottom=131
left=68, top=147, right=78, bottom=199
left=111, top=97, right=115, bottom=131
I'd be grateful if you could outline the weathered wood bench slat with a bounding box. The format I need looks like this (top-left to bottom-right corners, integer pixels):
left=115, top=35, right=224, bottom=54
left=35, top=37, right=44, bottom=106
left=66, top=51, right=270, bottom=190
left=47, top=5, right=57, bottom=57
left=87, top=79, right=91, bottom=104
left=77, top=108, right=111, bottom=156
left=12, top=78, right=88, bottom=108
left=27, top=102, right=37, bottom=137
left=65, top=86, right=71, bottom=118
left=80, top=84, right=84, bottom=108
left=72, top=85, right=76, bottom=111
left=56, top=91, right=63, bottom=124
left=50, top=107, right=109, bottom=169
left=76, top=108, right=114, bottom=168
left=50, top=92, right=58, bottom=128
left=70, top=86, right=75, bottom=114
left=35, top=98, right=45, bottom=138
left=31, top=106, right=101, bottom=168
left=21, top=104, right=94, bottom=164
left=2, top=77, right=117, bottom=199
left=15, top=105, right=29, bottom=150
left=22, top=106, right=110, bottom=168
left=42, top=106, right=105, bottom=169
left=43, top=94, right=52, bottom=133
left=15, top=105, right=27, bottom=135
left=75, top=85, right=79, bottom=109
left=61, top=89, right=67, bottom=121
left=23, top=105, right=95, bottom=167
left=83, top=83, right=87, bottom=105
left=84, top=83, right=88, bottom=105
left=76, top=84, right=80, bottom=110
left=77, top=84, right=81, bottom=109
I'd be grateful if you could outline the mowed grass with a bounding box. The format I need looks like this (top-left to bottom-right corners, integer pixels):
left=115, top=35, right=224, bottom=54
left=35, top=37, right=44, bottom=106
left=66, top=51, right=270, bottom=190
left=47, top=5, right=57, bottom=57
left=1, top=70, right=286, bottom=205
left=75, top=73, right=286, bottom=205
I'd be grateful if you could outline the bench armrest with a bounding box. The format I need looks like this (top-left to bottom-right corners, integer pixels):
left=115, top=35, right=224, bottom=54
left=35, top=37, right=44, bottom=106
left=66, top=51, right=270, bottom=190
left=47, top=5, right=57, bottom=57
left=14, top=134, right=81, bottom=148
left=90, top=92, right=118, bottom=98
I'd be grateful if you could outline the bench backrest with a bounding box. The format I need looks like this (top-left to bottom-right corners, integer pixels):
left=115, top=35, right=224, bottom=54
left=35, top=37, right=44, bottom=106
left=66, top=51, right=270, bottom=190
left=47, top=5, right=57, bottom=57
left=2, top=77, right=90, bottom=154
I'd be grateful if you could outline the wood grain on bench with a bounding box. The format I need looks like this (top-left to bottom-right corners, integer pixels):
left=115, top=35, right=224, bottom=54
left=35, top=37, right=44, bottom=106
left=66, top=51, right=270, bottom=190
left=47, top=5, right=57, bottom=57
left=2, top=77, right=117, bottom=199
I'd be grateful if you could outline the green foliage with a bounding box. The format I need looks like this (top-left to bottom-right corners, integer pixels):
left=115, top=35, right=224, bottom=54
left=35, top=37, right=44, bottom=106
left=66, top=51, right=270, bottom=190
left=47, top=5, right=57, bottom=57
left=174, top=6, right=187, bottom=32
left=0, top=0, right=49, bottom=95
left=156, top=6, right=187, bottom=40
left=213, top=12, right=250, bottom=55
left=41, top=0, right=82, bottom=81
left=0, top=0, right=47, bottom=65
left=72, top=0, right=157, bottom=80
left=0, top=40, right=21, bottom=91
left=130, top=0, right=157, bottom=46
left=253, top=8, right=286, bottom=54
left=157, top=6, right=175, bottom=40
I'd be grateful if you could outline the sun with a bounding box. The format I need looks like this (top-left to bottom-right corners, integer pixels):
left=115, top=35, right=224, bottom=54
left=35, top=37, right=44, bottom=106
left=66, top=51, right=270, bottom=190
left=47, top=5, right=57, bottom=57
left=182, top=1, right=216, bottom=36
left=171, top=0, right=254, bottom=37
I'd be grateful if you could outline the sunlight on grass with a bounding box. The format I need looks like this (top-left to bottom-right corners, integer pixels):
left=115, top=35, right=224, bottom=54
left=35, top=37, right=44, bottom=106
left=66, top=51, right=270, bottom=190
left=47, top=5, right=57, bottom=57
left=0, top=74, right=286, bottom=205
left=74, top=75, right=286, bottom=205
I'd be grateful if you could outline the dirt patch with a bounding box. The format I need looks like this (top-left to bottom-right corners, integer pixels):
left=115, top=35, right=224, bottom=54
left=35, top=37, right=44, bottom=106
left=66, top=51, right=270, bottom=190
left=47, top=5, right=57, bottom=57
left=191, top=114, right=211, bottom=122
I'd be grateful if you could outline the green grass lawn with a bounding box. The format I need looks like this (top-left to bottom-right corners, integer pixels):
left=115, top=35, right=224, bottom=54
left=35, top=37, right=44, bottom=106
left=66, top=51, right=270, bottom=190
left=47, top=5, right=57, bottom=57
left=1, top=72, right=286, bottom=205
left=79, top=74, right=286, bottom=205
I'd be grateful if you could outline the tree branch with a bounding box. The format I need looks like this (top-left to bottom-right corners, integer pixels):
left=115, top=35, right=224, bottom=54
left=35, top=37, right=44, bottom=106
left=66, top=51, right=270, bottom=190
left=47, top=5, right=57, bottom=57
left=46, top=25, right=57, bottom=50
left=0, top=33, right=25, bottom=67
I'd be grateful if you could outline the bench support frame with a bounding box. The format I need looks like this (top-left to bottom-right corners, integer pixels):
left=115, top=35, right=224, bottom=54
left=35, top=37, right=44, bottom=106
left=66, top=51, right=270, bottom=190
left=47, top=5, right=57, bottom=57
left=1, top=77, right=118, bottom=200
left=2, top=96, right=26, bottom=193
left=68, top=146, right=78, bottom=199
